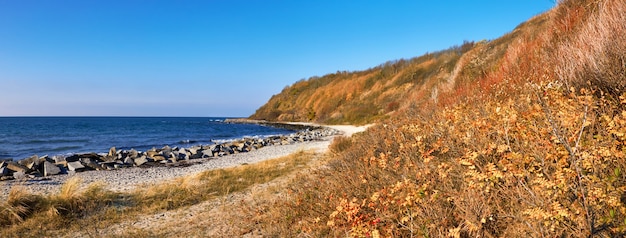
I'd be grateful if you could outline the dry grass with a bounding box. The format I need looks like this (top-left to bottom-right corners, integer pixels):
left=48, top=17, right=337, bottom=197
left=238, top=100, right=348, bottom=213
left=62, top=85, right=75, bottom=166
left=132, top=150, right=314, bottom=213
left=0, top=150, right=317, bottom=237
left=554, top=0, right=626, bottom=96
left=329, top=135, right=353, bottom=155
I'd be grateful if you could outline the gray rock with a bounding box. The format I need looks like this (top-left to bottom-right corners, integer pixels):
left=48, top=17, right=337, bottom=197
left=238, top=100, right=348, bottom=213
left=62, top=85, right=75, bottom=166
left=0, top=166, right=9, bottom=176
left=81, top=158, right=102, bottom=170
left=123, top=156, right=134, bottom=165
left=146, top=150, right=159, bottom=158
left=19, top=155, right=40, bottom=168
left=43, top=161, right=61, bottom=176
left=177, top=152, right=189, bottom=160
left=54, top=156, right=68, bottom=167
left=67, top=161, right=86, bottom=172
left=13, top=171, right=26, bottom=180
left=201, top=150, right=213, bottom=158
left=128, top=149, right=139, bottom=159
left=168, top=154, right=177, bottom=163
left=40, top=155, right=50, bottom=161
left=162, top=145, right=172, bottom=155
left=105, top=147, right=117, bottom=162
left=134, top=156, right=148, bottom=166
left=6, top=161, right=28, bottom=173
left=151, top=155, right=166, bottom=161
left=188, top=146, right=200, bottom=155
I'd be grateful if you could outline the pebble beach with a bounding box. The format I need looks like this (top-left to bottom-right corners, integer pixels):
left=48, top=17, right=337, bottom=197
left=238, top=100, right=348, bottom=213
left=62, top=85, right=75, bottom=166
left=0, top=124, right=370, bottom=199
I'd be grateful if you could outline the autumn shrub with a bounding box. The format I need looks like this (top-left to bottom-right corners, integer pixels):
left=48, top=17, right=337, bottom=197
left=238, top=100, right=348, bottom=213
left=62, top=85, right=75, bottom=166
left=282, top=84, right=624, bottom=237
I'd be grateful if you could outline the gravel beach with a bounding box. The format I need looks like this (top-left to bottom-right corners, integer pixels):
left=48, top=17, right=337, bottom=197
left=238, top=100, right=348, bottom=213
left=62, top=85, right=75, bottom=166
left=0, top=124, right=370, bottom=199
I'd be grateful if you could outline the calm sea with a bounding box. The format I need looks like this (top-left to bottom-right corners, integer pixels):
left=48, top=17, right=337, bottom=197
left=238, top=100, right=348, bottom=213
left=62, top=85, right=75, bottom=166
left=0, top=117, right=294, bottom=160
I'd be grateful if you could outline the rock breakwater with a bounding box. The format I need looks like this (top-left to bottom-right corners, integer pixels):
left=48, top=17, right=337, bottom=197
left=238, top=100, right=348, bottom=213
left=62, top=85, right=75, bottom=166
left=0, top=127, right=338, bottom=181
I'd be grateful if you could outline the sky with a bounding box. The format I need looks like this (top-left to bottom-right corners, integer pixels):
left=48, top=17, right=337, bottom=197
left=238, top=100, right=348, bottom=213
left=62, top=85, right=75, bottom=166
left=0, top=1, right=555, bottom=117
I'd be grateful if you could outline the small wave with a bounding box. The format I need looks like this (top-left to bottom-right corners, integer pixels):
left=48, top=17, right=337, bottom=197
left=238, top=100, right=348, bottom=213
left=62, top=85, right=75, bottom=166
left=211, top=138, right=237, bottom=144
left=179, top=139, right=198, bottom=144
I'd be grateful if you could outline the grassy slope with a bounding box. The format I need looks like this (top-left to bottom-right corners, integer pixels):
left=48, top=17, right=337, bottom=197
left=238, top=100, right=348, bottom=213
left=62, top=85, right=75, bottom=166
left=251, top=0, right=626, bottom=237
left=249, top=42, right=474, bottom=125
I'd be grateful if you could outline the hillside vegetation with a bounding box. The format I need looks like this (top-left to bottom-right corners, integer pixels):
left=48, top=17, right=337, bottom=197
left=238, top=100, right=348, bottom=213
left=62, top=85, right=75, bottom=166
left=251, top=0, right=626, bottom=236
left=250, top=42, right=475, bottom=124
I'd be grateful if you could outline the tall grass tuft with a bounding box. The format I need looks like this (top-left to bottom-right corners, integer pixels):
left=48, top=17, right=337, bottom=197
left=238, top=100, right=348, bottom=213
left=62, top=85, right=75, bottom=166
left=1, top=187, right=45, bottom=226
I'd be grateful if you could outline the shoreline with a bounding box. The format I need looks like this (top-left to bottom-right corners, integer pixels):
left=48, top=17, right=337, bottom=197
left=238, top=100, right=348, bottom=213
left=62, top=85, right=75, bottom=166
left=0, top=123, right=370, bottom=199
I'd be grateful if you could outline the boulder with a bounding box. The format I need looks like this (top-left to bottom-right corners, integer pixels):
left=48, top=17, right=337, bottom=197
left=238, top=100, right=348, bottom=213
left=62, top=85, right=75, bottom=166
left=6, top=161, right=28, bottom=173
left=162, top=145, right=172, bottom=152
left=54, top=156, right=68, bottom=167
left=43, top=161, right=61, bottom=176
left=189, top=149, right=203, bottom=159
left=163, top=152, right=174, bottom=160
left=146, top=150, right=159, bottom=158
left=81, top=158, right=102, bottom=170
left=151, top=155, right=166, bottom=161
left=174, top=148, right=189, bottom=160
left=104, top=147, right=117, bottom=162
left=168, top=154, right=177, bottom=163
left=66, top=153, right=100, bottom=162
left=13, top=171, right=26, bottom=180
left=67, top=161, right=86, bottom=172
left=201, top=150, right=213, bottom=158
left=188, top=146, right=200, bottom=155
left=40, top=155, right=50, bottom=161
left=0, top=166, right=9, bottom=176
left=134, top=156, right=148, bottom=166
left=128, top=149, right=139, bottom=159
left=19, top=155, right=40, bottom=168
left=123, top=156, right=134, bottom=165
left=210, top=144, right=221, bottom=153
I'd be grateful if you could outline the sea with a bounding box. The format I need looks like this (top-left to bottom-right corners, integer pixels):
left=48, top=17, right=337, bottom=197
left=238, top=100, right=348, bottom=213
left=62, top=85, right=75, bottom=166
left=0, top=117, right=295, bottom=160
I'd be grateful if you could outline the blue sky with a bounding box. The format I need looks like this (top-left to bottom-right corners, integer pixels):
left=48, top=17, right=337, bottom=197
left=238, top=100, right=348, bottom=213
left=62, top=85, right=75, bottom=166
left=0, top=1, right=555, bottom=117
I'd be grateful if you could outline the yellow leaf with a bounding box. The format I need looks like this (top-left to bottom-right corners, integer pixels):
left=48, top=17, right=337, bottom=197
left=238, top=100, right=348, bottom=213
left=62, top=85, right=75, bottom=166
left=497, top=144, right=509, bottom=153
